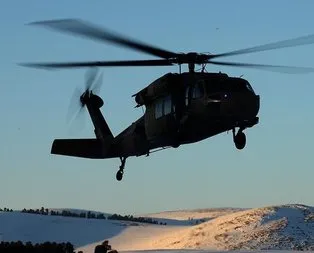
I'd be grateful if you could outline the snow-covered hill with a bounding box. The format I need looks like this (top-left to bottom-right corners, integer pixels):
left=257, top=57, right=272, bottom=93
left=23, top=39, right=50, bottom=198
left=147, top=204, right=314, bottom=251
left=0, top=204, right=313, bottom=252
left=0, top=211, right=124, bottom=248
left=140, top=207, right=244, bottom=223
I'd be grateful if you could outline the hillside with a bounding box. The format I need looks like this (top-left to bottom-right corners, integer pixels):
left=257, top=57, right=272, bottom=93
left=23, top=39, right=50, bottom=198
left=0, top=211, right=124, bottom=248
left=141, top=207, right=244, bottom=222
left=142, top=204, right=314, bottom=251
left=1, top=204, right=314, bottom=252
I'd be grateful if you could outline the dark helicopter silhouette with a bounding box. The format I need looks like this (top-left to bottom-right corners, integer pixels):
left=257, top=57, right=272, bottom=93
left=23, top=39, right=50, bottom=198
left=20, top=19, right=314, bottom=181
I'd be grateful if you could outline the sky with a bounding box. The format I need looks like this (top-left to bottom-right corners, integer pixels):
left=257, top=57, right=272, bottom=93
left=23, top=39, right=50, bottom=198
left=1, top=0, right=314, bottom=215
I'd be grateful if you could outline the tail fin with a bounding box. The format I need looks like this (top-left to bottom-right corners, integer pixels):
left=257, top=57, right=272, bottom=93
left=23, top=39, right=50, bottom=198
left=51, top=97, right=115, bottom=159
left=50, top=93, right=115, bottom=159
left=86, top=94, right=114, bottom=146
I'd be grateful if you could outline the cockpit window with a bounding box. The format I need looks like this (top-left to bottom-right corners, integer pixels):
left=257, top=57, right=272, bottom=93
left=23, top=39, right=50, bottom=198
left=192, top=80, right=204, bottom=99
left=245, top=82, right=254, bottom=93
left=222, top=79, right=255, bottom=93
left=200, top=77, right=254, bottom=94
left=185, top=81, right=204, bottom=106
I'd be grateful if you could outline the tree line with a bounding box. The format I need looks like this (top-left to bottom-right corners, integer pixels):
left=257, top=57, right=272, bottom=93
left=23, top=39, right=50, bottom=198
left=1, top=207, right=165, bottom=225
left=0, top=241, right=76, bottom=253
left=107, top=213, right=167, bottom=225
left=0, top=208, right=13, bottom=212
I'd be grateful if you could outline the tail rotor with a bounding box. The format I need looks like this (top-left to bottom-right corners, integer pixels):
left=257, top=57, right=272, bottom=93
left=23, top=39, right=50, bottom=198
left=66, top=67, right=104, bottom=132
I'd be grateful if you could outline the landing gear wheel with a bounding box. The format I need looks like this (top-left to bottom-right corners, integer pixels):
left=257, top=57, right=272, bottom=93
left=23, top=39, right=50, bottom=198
left=116, top=170, right=124, bottom=181
left=234, top=131, right=246, bottom=150
left=116, top=157, right=127, bottom=181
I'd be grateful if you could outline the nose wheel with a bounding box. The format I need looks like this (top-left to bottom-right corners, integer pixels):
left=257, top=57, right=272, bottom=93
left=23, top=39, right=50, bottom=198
left=233, top=128, right=246, bottom=150
left=116, top=157, right=127, bottom=181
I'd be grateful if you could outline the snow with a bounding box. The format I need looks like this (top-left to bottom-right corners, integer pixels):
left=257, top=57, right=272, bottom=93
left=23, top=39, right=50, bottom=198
left=0, top=211, right=124, bottom=248
left=0, top=204, right=314, bottom=253
left=139, top=208, right=243, bottom=223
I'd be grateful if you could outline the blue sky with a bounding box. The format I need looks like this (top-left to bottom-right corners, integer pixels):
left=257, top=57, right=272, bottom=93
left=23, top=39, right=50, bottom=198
left=1, top=0, right=314, bottom=215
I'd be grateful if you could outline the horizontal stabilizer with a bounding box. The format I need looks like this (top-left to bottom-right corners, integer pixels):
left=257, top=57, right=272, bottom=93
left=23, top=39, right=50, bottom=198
left=51, top=138, right=106, bottom=159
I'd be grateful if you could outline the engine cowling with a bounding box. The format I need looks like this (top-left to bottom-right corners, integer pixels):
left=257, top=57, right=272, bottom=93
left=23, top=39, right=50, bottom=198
left=133, top=73, right=177, bottom=106
left=90, top=94, right=104, bottom=108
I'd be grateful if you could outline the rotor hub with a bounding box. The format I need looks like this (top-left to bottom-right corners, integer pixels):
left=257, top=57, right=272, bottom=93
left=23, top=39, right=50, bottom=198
left=80, top=90, right=93, bottom=106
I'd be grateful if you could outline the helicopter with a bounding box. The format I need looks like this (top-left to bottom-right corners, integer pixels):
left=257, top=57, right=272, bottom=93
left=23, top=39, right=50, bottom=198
left=21, top=19, right=314, bottom=181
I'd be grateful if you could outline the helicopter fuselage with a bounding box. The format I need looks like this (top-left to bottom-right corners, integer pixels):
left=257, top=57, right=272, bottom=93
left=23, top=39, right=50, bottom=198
left=110, top=71, right=260, bottom=157
left=51, top=71, right=260, bottom=163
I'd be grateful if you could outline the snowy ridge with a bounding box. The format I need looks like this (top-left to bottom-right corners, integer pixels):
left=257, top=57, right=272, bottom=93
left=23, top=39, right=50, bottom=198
left=0, top=204, right=313, bottom=252
left=140, top=208, right=244, bottom=222
left=149, top=204, right=314, bottom=250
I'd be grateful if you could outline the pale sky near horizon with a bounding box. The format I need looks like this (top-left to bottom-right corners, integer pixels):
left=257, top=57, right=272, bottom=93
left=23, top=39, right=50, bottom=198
left=1, top=0, right=314, bottom=215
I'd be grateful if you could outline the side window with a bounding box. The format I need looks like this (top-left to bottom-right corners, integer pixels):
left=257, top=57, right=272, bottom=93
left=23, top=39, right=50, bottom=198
left=185, top=86, right=190, bottom=106
left=155, top=99, right=163, bottom=119
left=164, top=95, right=172, bottom=115
left=192, top=81, right=204, bottom=99
left=154, top=96, right=173, bottom=119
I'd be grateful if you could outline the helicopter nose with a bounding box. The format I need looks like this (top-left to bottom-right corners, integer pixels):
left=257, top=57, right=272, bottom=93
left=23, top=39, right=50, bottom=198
left=222, top=92, right=260, bottom=118
left=255, top=95, right=260, bottom=115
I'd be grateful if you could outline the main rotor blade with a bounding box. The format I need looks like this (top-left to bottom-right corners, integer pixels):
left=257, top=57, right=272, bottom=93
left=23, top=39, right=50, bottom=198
left=28, top=19, right=177, bottom=59
left=208, top=60, right=314, bottom=74
left=19, top=59, right=174, bottom=69
left=210, top=33, right=314, bottom=59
